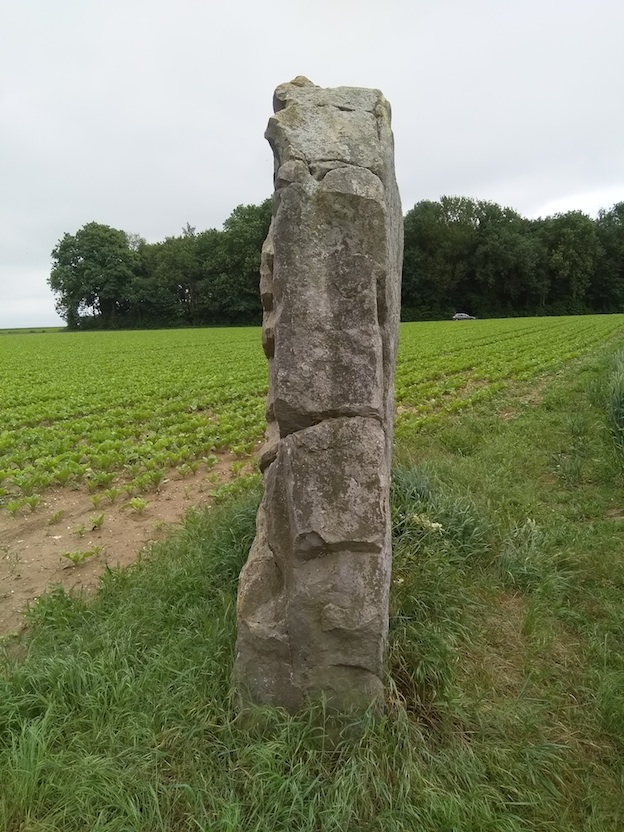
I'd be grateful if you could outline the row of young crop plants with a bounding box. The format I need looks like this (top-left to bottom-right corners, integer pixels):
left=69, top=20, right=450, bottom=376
left=394, top=315, right=623, bottom=430
left=2, top=316, right=624, bottom=514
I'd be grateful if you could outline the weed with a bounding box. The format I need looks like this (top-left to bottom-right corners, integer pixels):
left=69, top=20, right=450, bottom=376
left=1, top=549, right=21, bottom=577
left=556, top=452, right=584, bottom=485
left=498, top=518, right=546, bottom=591
left=212, top=474, right=261, bottom=504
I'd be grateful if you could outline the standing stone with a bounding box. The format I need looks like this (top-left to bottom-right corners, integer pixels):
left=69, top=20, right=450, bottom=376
left=235, top=77, right=403, bottom=712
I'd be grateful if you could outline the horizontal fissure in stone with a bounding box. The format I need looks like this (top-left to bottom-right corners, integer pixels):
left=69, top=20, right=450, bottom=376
left=293, top=529, right=384, bottom=560
left=273, top=404, right=384, bottom=438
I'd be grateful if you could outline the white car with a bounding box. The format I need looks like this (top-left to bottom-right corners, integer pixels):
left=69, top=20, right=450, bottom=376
left=452, top=312, right=476, bottom=320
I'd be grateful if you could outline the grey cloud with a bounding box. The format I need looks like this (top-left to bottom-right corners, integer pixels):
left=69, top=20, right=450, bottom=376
left=1, top=0, right=623, bottom=327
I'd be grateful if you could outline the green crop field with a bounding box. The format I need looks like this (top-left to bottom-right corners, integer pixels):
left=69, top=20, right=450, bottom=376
left=2, top=315, right=624, bottom=509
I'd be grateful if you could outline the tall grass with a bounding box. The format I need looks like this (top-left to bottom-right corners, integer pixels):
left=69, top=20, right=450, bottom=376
left=607, top=349, right=624, bottom=458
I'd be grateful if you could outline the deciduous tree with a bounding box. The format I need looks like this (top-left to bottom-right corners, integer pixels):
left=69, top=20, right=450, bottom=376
left=49, top=223, right=138, bottom=327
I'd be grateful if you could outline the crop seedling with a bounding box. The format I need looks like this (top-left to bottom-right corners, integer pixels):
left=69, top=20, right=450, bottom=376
left=61, top=549, right=96, bottom=566
left=126, top=496, right=149, bottom=514
left=85, top=470, right=114, bottom=491
left=104, top=487, right=121, bottom=504
left=5, top=499, right=24, bottom=516
left=12, top=473, right=40, bottom=496
left=229, top=460, right=246, bottom=478
left=53, top=467, right=76, bottom=487
left=90, top=513, right=105, bottom=530
left=130, top=474, right=150, bottom=493
left=148, top=469, right=166, bottom=489
left=48, top=509, right=65, bottom=525
left=72, top=524, right=86, bottom=537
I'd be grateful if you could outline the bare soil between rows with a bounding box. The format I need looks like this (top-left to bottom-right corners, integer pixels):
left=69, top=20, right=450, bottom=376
left=0, top=455, right=253, bottom=637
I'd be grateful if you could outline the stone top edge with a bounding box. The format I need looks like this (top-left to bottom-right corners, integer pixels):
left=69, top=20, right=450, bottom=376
left=273, top=76, right=388, bottom=116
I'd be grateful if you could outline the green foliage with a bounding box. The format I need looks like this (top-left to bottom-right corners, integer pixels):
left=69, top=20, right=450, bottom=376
left=61, top=548, right=98, bottom=565
left=49, top=222, right=139, bottom=328
left=90, top=513, right=105, bottom=530
left=402, top=197, right=624, bottom=320
left=49, top=196, right=624, bottom=331
left=48, top=201, right=272, bottom=330
left=538, top=210, right=603, bottom=311
left=126, top=496, right=148, bottom=514
left=592, top=203, right=624, bottom=310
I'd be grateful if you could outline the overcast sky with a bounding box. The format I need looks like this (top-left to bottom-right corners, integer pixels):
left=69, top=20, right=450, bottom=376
left=1, top=0, right=623, bottom=328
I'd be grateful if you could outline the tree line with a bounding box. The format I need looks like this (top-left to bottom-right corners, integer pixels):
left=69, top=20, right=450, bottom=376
left=402, top=197, right=624, bottom=319
left=49, top=196, right=624, bottom=329
left=48, top=201, right=272, bottom=329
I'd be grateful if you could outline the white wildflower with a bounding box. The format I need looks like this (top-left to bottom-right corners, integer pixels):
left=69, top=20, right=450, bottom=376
left=410, top=513, right=444, bottom=533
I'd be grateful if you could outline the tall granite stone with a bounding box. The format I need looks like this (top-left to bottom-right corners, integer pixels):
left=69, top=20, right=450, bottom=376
left=235, top=77, right=403, bottom=712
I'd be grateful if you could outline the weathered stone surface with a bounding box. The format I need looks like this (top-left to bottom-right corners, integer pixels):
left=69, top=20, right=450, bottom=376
left=235, top=78, right=402, bottom=712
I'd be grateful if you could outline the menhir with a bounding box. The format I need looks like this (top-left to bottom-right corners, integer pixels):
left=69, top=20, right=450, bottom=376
left=235, top=76, right=403, bottom=712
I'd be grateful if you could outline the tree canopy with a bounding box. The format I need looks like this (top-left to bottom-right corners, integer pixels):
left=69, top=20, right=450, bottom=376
left=48, top=201, right=271, bottom=330
left=402, top=197, right=624, bottom=319
left=48, top=196, right=624, bottom=329
left=49, top=223, right=139, bottom=328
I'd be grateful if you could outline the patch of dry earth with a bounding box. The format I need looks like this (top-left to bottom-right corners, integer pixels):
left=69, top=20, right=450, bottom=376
left=0, top=455, right=253, bottom=636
